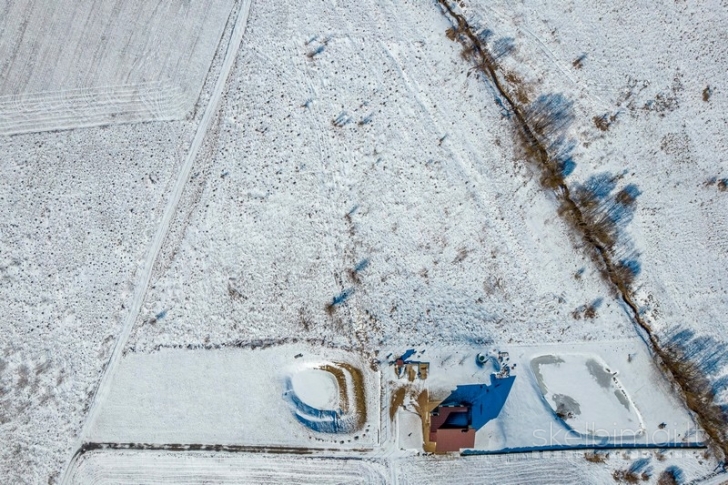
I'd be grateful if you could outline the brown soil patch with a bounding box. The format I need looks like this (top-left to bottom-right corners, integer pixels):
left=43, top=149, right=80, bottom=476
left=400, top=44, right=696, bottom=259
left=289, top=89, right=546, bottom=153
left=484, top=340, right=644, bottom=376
left=584, top=451, right=609, bottom=463
left=336, top=362, right=367, bottom=430
left=413, top=389, right=438, bottom=453
left=320, top=364, right=350, bottom=414
left=390, top=386, right=407, bottom=421
left=702, top=86, right=712, bottom=102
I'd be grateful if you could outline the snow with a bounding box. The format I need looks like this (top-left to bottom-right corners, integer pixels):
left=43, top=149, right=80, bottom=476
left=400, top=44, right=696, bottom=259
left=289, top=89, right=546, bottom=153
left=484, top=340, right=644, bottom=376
left=79, top=0, right=252, bottom=454
left=0, top=1, right=243, bottom=480
left=66, top=447, right=722, bottom=485
left=69, top=450, right=388, bottom=484
left=87, top=344, right=379, bottom=448
left=394, top=449, right=719, bottom=485
left=1, top=0, right=727, bottom=483
left=0, top=121, right=190, bottom=484
left=396, top=410, right=423, bottom=451
left=0, top=0, right=236, bottom=134
left=291, top=368, right=339, bottom=411
left=390, top=341, right=700, bottom=452
left=456, top=0, right=728, bottom=409
left=128, top=0, right=635, bottom=359
left=533, top=353, right=642, bottom=438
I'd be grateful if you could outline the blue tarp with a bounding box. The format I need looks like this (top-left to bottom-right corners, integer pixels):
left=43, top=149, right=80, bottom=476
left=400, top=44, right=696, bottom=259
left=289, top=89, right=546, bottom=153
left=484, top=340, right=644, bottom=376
left=399, top=349, right=416, bottom=362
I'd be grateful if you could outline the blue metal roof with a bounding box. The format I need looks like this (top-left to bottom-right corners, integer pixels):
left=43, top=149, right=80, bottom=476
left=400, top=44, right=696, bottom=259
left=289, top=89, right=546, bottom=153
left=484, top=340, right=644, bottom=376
left=440, top=373, right=516, bottom=430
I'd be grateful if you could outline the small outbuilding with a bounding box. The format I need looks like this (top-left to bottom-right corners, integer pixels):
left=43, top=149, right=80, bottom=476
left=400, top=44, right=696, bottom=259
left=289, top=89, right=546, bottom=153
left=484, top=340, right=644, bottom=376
left=394, top=349, right=429, bottom=381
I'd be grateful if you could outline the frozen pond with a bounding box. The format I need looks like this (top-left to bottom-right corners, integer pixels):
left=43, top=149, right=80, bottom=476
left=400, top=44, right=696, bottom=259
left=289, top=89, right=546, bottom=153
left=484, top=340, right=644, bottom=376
left=531, top=354, right=643, bottom=438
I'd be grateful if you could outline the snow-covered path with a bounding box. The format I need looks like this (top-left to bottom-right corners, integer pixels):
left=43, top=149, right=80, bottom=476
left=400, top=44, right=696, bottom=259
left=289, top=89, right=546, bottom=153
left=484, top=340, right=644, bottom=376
left=59, top=2, right=252, bottom=483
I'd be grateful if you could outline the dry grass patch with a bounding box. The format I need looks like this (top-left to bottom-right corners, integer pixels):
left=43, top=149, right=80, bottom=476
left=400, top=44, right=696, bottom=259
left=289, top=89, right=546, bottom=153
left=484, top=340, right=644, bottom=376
left=584, top=451, right=609, bottom=463
left=390, top=387, right=407, bottom=421
left=337, top=362, right=367, bottom=430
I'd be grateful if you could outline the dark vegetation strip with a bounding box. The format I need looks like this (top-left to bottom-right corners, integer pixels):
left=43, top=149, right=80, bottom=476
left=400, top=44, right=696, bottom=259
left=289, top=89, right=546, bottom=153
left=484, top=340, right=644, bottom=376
left=77, top=442, right=372, bottom=456
left=127, top=337, right=362, bottom=354
left=461, top=442, right=706, bottom=456
left=435, top=0, right=728, bottom=458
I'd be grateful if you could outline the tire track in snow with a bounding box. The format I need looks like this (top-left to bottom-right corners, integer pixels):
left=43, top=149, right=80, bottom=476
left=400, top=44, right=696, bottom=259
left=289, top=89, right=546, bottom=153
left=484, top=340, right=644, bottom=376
left=296, top=33, right=366, bottom=342
left=458, top=1, right=611, bottom=110
left=68, top=449, right=387, bottom=485
left=60, top=1, right=252, bottom=483
left=379, top=41, right=541, bottom=313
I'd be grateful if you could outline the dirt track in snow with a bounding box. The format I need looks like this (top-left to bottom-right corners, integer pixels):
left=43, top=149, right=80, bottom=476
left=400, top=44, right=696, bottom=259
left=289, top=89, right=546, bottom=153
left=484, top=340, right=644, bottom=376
left=59, top=2, right=253, bottom=483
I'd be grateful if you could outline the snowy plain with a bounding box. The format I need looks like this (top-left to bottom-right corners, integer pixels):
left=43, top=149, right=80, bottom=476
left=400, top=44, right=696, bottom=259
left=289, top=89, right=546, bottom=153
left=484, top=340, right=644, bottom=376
left=69, top=450, right=389, bottom=484
left=0, top=0, right=244, bottom=481
left=0, top=0, right=236, bottom=134
left=1, top=0, right=727, bottom=483
left=87, top=344, right=380, bottom=448
left=128, top=0, right=635, bottom=356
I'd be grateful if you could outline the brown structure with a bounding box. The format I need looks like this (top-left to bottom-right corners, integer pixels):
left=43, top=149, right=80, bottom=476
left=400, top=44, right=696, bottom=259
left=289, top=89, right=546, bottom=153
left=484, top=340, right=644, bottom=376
left=434, top=428, right=476, bottom=452
left=395, top=360, right=429, bottom=381
left=418, top=362, right=429, bottom=380
left=429, top=405, right=475, bottom=452
left=406, top=364, right=417, bottom=382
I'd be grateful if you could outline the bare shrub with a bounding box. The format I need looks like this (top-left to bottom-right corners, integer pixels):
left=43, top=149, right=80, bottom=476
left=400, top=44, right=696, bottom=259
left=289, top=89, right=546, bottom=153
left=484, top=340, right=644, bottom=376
left=460, top=44, right=476, bottom=60
left=584, top=451, right=608, bottom=463
left=615, top=187, right=638, bottom=206
left=16, top=364, right=30, bottom=390
left=657, top=466, right=683, bottom=485
left=584, top=304, right=598, bottom=319
left=298, top=307, right=311, bottom=331
left=593, top=114, right=616, bottom=132
left=504, top=71, right=531, bottom=105
left=445, top=27, right=459, bottom=41
left=525, top=93, right=574, bottom=139
left=612, top=469, right=647, bottom=483
left=702, top=86, right=712, bottom=102
left=227, top=280, right=244, bottom=300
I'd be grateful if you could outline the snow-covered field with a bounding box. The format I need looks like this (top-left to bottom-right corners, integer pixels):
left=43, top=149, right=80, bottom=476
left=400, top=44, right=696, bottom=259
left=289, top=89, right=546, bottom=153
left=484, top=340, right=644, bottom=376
left=127, top=0, right=634, bottom=357
left=0, top=0, right=242, bottom=481
left=69, top=450, right=388, bottom=484
left=87, top=344, right=379, bottom=448
left=0, top=122, right=190, bottom=483
left=2, top=0, right=727, bottom=483
left=65, top=448, right=721, bottom=485
left=394, top=450, right=719, bottom=485
left=0, top=0, right=236, bottom=134
left=69, top=451, right=718, bottom=485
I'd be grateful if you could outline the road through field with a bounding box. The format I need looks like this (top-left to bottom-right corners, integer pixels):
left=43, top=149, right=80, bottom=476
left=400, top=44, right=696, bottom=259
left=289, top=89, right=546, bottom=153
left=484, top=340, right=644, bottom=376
left=59, top=1, right=252, bottom=483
